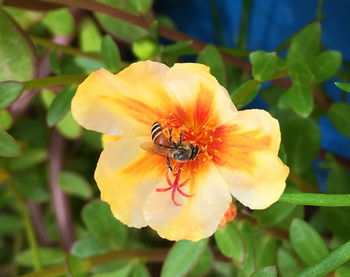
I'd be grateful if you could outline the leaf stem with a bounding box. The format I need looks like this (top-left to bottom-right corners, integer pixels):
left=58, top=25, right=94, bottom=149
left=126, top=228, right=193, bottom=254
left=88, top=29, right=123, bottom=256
left=279, top=193, right=350, bottom=207
left=8, top=181, right=42, bottom=271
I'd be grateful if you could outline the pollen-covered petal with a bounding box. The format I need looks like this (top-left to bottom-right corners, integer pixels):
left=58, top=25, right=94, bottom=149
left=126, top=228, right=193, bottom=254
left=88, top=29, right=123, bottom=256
left=143, top=162, right=231, bottom=241
left=164, top=63, right=237, bottom=129
left=219, top=152, right=289, bottom=209
left=95, top=137, right=164, bottom=228
left=72, top=61, right=176, bottom=137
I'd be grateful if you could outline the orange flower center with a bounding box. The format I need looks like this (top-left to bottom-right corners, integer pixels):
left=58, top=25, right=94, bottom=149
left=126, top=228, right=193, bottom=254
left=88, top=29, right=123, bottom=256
left=154, top=117, right=222, bottom=205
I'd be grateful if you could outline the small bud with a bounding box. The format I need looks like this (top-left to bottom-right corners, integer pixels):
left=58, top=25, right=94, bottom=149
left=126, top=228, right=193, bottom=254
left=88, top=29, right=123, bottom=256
left=219, top=202, right=237, bottom=228
left=132, top=37, right=160, bottom=60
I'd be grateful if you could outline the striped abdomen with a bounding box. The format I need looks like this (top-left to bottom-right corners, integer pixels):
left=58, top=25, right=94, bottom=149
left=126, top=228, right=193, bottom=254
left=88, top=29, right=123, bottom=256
left=151, top=122, right=169, bottom=145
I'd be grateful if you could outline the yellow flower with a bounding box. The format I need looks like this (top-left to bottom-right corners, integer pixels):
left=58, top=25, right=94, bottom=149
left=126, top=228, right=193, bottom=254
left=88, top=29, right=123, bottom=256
left=72, top=61, right=289, bottom=241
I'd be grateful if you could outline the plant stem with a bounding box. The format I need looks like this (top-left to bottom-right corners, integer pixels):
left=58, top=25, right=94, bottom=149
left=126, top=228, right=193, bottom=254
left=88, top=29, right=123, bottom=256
left=23, top=74, right=86, bottom=90
left=23, top=249, right=168, bottom=277
left=8, top=182, right=42, bottom=271
left=279, top=193, right=350, bottom=207
left=237, top=0, right=251, bottom=50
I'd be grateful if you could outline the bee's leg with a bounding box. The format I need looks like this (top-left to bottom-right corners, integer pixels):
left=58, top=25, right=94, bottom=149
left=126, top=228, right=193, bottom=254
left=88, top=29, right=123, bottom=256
left=168, top=129, right=175, bottom=146
left=166, top=156, right=173, bottom=172
left=176, top=133, right=183, bottom=147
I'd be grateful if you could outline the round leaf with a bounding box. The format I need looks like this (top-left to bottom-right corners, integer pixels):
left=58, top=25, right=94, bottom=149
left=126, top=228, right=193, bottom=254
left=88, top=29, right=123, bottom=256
left=250, top=51, right=278, bottom=82
left=214, top=222, right=244, bottom=262
left=0, top=10, right=36, bottom=82
left=197, top=45, right=226, bottom=85
left=0, top=81, right=24, bottom=109
left=82, top=200, right=127, bottom=248
left=59, top=171, right=92, bottom=199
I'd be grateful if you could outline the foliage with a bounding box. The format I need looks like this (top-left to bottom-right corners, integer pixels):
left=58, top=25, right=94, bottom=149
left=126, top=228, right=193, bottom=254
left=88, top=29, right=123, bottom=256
left=1, top=0, right=350, bottom=276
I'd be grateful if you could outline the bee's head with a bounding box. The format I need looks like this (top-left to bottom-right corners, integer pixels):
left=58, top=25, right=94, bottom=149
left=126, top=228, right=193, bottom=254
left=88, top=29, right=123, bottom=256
left=190, top=145, right=200, bottom=160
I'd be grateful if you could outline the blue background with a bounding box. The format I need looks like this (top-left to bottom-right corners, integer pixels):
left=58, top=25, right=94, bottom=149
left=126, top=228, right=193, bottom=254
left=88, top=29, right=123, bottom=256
left=155, top=0, right=350, bottom=162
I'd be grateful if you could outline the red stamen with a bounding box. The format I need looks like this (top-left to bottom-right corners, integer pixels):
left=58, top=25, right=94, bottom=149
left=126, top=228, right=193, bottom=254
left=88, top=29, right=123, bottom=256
left=156, top=164, right=194, bottom=206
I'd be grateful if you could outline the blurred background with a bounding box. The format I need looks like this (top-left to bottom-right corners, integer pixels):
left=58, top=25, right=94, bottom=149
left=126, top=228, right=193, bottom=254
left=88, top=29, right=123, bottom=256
left=1, top=0, right=350, bottom=276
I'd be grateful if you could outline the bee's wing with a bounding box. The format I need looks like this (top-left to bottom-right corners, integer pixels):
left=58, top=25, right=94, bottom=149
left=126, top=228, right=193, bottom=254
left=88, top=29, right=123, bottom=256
left=140, top=142, right=169, bottom=157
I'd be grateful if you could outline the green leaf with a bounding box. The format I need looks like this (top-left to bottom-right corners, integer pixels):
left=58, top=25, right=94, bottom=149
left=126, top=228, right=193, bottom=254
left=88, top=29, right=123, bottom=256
left=214, top=222, right=244, bottom=263
left=161, top=239, right=208, bottom=277
left=287, top=23, right=321, bottom=65
left=250, top=51, right=278, bottom=82
left=131, top=264, right=150, bottom=277
left=8, top=148, right=46, bottom=170
left=0, top=10, right=36, bottom=82
left=197, top=44, right=226, bottom=85
left=42, top=8, right=73, bottom=35
left=255, top=237, right=278, bottom=269
left=66, top=255, right=89, bottom=277
left=0, top=81, right=24, bottom=109
left=16, top=173, right=49, bottom=203
left=16, top=247, right=65, bottom=267
left=59, top=171, right=92, bottom=199
left=162, top=41, right=193, bottom=54
left=188, top=247, right=213, bottom=277
left=277, top=248, right=302, bottom=277
left=230, top=79, right=261, bottom=108
left=238, top=221, right=256, bottom=275
left=277, top=111, right=320, bottom=174
left=79, top=18, right=102, bottom=52
left=279, top=84, right=313, bottom=117
left=57, top=111, right=83, bottom=140
left=312, top=51, right=342, bottom=83
left=328, top=103, right=350, bottom=138
left=251, top=266, right=277, bottom=277
left=128, top=0, right=152, bottom=13
left=0, top=214, right=22, bottom=235
left=288, top=61, right=315, bottom=86
left=0, top=109, right=12, bottom=130
left=132, top=37, right=160, bottom=60
left=101, top=35, right=121, bottom=72
left=254, top=202, right=297, bottom=227
left=297, top=240, right=350, bottom=277
left=82, top=200, right=127, bottom=249
left=94, top=0, right=148, bottom=42
left=0, top=129, right=21, bottom=157
left=71, top=237, right=108, bottom=258
left=335, top=82, right=350, bottom=93
left=335, top=266, right=350, bottom=277
left=47, top=86, right=76, bottom=127
left=290, top=218, right=329, bottom=266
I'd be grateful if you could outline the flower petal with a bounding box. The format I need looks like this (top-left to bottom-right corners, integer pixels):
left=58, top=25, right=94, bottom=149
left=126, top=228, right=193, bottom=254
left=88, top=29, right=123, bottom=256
left=219, top=152, right=289, bottom=209
left=212, top=109, right=288, bottom=209
left=164, top=63, right=237, bottom=129
left=72, top=61, right=176, bottom=137
left=143, top=162, right=231, bottom=241
left=95, top=137, right=165, bottom=227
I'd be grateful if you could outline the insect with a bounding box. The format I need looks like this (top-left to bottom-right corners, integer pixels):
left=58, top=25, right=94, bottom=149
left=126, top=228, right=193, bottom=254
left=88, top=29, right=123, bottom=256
left=140, top=122, right=200, bottom=172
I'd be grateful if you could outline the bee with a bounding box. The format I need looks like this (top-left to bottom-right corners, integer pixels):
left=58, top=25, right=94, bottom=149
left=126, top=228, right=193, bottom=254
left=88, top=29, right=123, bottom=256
left=140, top=122, right=200, bottom=172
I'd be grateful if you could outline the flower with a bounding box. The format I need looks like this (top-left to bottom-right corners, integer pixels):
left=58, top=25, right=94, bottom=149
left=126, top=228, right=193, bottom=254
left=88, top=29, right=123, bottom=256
left=71, top=61, right=289, bottom=241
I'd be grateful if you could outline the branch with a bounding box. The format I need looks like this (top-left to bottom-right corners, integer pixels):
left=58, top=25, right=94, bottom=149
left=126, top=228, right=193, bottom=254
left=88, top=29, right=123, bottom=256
left=48, top=129, right=74, bottom=251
